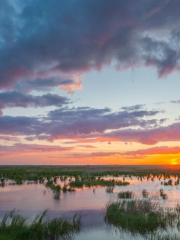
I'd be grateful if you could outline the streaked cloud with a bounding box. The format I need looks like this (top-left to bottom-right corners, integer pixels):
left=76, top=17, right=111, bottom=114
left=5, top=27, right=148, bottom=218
left=0, top=106, right=162, bottom=141
left=0, top=143, right=73, bottom=156
left=106, top=122, right=180, bottom=145
left=123, top=146, right=180, bottom=156
left=0, top=91, right=69, bottom=115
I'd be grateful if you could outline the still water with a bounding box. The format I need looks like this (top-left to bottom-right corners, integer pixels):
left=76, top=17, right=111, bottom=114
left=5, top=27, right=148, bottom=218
left=0, top=176, right=179, bottom=240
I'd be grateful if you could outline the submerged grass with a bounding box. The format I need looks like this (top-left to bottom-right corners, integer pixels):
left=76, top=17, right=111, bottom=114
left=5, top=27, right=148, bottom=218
left=105, top=199, right=180, bottom=236
left=45, top=181, right=75, bottom=199
left=106, top=186, right=114, bottom=193
left=69, top=178, right=129, bottom=188
left=142, top=189, right=149, bottom=198
left=0, top=210, right=81, bottom=240
left=159, top=189, right=168, bottom=200
left=118, top=191, right=135, bottom=199
left=148, top=233, right=180, bottom=240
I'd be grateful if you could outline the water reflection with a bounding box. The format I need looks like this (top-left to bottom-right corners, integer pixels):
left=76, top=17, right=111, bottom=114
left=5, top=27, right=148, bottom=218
left=1, top=176, right=180, bottom=239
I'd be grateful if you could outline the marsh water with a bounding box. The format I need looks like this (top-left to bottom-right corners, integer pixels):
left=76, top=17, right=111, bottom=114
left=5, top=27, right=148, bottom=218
left=0, top=176, right=180, bottom=240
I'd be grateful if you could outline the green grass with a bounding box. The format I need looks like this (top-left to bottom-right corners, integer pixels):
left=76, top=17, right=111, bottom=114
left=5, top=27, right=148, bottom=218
left=45, top=181, right=75, bottom=199
left=160, top=189, right=164, bottom=196
left=142, top=189, right=149, bottom=197
left=69, top=178, right=129, bottom=188
left=53, top=190, right=60, bottom=200
left=105, top=199, right=180, bottom=235
left=106, top=186, right=114, bottom=193
left=1, top=165, right=180, bottom=185
left=162, top=194, right=168, bottom=200
left=159, top=189, right=168, bottom=200
left=164, top=179, right=173, bottom=185
left=118, top=190, right=134, bottom=199
left=0, top=210, right=81, bottom=240
left=69, top=180, right=83, bottom=188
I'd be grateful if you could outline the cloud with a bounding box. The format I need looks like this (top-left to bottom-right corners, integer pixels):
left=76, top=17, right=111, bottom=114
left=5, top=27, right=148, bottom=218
left=0, top=135, right=20, bottom=141
left=14, top=77, right=82, bottom=93
left=171, top=100, right=180, bottom=104
left=0, top=107, right=161, bottom=141
left=121, top=104, right=145, bottom=111
left=64, top=151, right=121, bottom=159
left=1, top=105, right=180, bottom=147
left=77, top=145, right=97, bottom=149
left=1, top=0, right=180, bottom=89
left=45, top=107, right=160, bottom=141
left=0, top=91, right=69, bottom=115
left=141, top=36, right=180, bottom=77
left=0, top=143, right=73, bottom=156
left=69, top=146, right=180, bottom=160
left=106, top=122, right=180, bottom=145
left=123, top=146, right=180, bottom=157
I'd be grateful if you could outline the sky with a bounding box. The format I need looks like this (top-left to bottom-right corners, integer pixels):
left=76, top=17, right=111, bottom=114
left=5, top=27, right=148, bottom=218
left=1, top=0, right=180, bottom=165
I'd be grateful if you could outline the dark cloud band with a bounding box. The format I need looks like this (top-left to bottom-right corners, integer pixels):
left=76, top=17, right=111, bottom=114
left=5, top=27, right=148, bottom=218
left=0, top=0, right=180, bottom=89
left=0, top=91, right=69, bottom=115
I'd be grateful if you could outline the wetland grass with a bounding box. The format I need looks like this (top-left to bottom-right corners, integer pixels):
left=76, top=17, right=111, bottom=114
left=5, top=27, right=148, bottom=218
left=148, top=233, right=179, bottom=240
left=160, top=189, right=164, bottom=196
left=160, top=189, right=168, bottom=200
left=69, top=178, right=129, bottom=188
left=106, top=186, right=114, bottom=193
left=0, top=210, right=81, bottom=240
left=142, top=189, right=149, bottom=198
left=162, top=194, right=168, bottom=200
left=1, top=166, right=180, bottom=186
left=46, top=181, right=75, bottom=199
left=105, top=199, right=180, bottom=236
left=46, top=180, right=61, bottom=191
left=164, top=179, right=173, bottom=186
left=118, top=190, right=135, bottom=199
left=53, top=190, right=60, bottom=200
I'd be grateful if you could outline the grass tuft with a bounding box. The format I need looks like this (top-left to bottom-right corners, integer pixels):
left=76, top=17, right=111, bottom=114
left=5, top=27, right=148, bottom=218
left=106, top=186, right=114, bottom=193
left=0, top=210, right=81, bottom=240
left=118, top=191, right=134, bottom=199
left=105, top=199, right=180, bottom=236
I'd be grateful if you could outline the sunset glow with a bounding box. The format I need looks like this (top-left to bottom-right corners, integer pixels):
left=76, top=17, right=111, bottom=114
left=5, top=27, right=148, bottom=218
left=1, top=0, right=180, bottom=166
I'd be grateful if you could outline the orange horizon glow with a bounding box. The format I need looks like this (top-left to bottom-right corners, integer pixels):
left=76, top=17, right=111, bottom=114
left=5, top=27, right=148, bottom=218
left=1, top=151, right=180, bottom=166
left=1, top=136, right=180, bottom=165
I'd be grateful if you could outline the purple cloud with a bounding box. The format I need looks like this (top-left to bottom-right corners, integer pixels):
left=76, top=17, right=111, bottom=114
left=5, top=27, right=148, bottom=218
left=123, top=146, right=180, bottom=156
left=106, top=122, right=180, bottom=145
left=14, top=77, right=82, bottom=93
left=0, top=0, right=180, bottom=89
left=0, top=107, right=162, bottom=141
left=0, top=143, right=73, bottom=156
left=0, top=91, right=69, bottom=115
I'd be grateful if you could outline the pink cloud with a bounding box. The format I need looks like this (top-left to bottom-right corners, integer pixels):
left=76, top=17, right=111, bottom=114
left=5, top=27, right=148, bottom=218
left=106, top=122, right=180, bottom=145
left=124, top=146, right=180, bottom=157
left=0, top=143, right=73, bottom=156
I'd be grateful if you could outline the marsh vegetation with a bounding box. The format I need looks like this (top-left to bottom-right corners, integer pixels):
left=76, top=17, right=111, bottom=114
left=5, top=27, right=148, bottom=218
left=118, top=190, right=135, bottom=199
left=0, top=210, right=81, bottom=240
left=1, top=166, right=180, bottom=240
left=105, top=199, right=180, bottom=238
left=106, top=186, right=114, bottom=193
